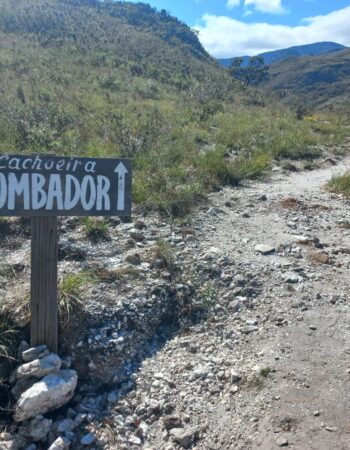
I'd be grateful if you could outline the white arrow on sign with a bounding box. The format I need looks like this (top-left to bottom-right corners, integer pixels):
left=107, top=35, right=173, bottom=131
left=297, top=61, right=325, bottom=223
left=114, top=162, right=128, bottom=211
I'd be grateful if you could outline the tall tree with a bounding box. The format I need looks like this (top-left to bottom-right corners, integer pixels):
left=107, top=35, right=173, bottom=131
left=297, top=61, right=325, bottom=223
left=230, top=56, right=269, bottom=88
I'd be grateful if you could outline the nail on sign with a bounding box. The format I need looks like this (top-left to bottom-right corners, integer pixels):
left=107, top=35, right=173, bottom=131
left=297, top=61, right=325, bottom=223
left=0, top=155, right=132, bottom=216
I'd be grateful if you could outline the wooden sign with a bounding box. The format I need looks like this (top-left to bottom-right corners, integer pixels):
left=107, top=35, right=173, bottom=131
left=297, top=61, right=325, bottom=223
left=0, top=154, right=132, bottom=216
left=0, top=154, right=132, bottom=353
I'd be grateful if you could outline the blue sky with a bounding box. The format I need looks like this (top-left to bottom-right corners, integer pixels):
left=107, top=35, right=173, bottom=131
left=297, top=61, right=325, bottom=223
left=129, top=0, right=350, bottom=57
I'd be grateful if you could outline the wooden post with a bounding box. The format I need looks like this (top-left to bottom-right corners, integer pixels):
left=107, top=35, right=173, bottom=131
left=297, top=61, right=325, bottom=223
left=30, top=216, right=58, bottom=353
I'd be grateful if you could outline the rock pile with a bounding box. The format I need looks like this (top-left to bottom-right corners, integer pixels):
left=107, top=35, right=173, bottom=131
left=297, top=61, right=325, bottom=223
left=2, top=344, right=78, bottom=449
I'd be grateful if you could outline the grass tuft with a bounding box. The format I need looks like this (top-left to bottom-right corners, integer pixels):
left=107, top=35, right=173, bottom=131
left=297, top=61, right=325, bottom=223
left=81, top=218, right=110, bottom=242
left=326, top=172, right=350, bottom=197
left=58, top=272, right=95, bottom=323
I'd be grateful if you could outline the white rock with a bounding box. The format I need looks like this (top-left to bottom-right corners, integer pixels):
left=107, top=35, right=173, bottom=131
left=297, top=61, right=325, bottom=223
left=22, top=345, right=48, bottom=363
left=255, top=244, right=275, bottom=255
left=204, top=247, right=221, bottom=260
left=14, top=370, right=77, bottom=422
left=169, top=427, right=200, bottom=448
left=0, top=433, right=17, bottom=450
left=15, top=354, right=61, bottom=380
left=47, top=437, right=70, bottom=450
left=283, top=272, right=300, bottom=283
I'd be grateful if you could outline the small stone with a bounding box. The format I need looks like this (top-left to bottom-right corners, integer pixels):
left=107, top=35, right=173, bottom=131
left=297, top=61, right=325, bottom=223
left=255, top=244, right=275, bottom=255
left=22, top=345, right=48, bottom=363
left=47, top=437, right=70, bottom=450
left=169, top=427, right=200, bottom=448
left=276, top=436, right=289, bottom=447
left=241, top=326, right=258, bottom=334
left=283, top=272, right=300, bottom=283
left=56, top=418, right=75, bottom=433
left=80, top=433, right=96, bottom=446
left=246, top=319, right=258, bottom=326
left=231, top=371, right=241, bottom=382
left=204, top=247, right=221, bottom=260
left=25, top=445, right=37, bottom=450
left=325, top=426, right=337, bottom=432
left=128, top=436, right=141, bottom=445
left=309, top=325, right=317, bottom=331
left=163, top=416, right=183, bottom=430
left=28, top=415, right=52, bottom=441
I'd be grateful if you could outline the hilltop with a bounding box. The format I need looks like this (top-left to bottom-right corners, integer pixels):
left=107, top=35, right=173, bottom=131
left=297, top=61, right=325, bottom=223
left=219, top=42, right=347, bottom=67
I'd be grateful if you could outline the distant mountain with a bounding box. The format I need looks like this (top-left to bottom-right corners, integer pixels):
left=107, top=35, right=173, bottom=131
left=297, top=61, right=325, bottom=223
left=219, top=42, right=347, bottom=67
left=262, top=48, right=350, bottom=112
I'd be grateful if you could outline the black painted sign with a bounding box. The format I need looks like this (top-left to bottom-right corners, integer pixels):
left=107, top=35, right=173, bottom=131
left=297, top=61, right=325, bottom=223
left=0, top=154, right=132, bottom=216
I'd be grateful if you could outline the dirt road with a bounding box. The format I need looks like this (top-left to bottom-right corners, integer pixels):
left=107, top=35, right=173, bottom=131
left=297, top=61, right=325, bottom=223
left=134, top=156, right=350, bottom=450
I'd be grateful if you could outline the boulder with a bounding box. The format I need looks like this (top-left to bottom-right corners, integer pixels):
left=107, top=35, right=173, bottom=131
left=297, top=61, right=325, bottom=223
left=14, top=370, right=77, bottom=422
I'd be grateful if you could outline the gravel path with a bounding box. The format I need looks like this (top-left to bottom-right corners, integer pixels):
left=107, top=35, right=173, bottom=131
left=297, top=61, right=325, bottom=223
left=126, top=156, right=350, bottom=450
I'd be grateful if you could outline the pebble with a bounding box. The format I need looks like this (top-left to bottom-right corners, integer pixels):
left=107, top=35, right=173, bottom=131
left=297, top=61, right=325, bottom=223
left=276, top=436, right=289, bottom=447
left=255, top=244, right=275, bottom=255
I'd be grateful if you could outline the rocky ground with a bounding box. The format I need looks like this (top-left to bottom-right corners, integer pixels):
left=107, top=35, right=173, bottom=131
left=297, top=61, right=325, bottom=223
left=2, top=151, right=350, bottom=449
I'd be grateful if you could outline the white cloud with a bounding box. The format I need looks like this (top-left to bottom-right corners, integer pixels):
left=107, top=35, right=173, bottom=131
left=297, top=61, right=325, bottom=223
left=196, top=5, right=350, bottom=58
left=226, top=0, right=241, bottom=9
left=226, top=0, right=286, bottom=14
left=244, top=0, right=286, bottom=14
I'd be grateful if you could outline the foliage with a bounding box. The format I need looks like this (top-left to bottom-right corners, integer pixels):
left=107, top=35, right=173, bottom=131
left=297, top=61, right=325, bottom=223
left=230, top=56, right=269, bottom=88
left=199, top=284, right=217, bottom=310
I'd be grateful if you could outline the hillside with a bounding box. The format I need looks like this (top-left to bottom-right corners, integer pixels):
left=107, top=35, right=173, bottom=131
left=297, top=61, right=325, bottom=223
left=0, top=0, right=347, bottom=217
left=219, top=42, right=347, bottom=67
left=263, top=48, right=350, bottom=112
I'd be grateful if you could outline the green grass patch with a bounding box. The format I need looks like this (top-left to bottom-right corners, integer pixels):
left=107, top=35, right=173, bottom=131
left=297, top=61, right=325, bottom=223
left=326, top=172, right=350, bottom=197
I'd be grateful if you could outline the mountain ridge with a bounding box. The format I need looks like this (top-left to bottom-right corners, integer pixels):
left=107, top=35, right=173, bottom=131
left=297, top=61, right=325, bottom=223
left=219, top=42, right=347, bottom=67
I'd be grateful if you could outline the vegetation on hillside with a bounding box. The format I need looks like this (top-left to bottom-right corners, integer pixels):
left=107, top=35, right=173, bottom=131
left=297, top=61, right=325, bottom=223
left=0, top=0, right=348, bottom=216
left=263, top=49, right=350, bottom=113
